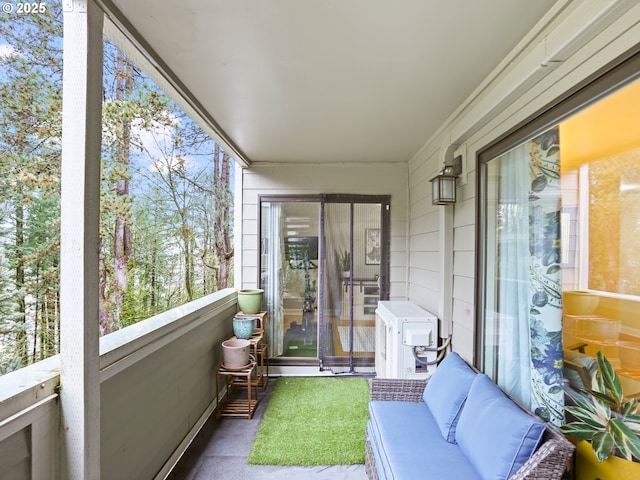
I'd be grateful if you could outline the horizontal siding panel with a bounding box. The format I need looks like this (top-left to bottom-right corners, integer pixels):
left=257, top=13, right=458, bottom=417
left=453, top=274, right=474, bottom=305
left=462, top=170, right=477, bottom=199
left=410, top=251, right=440, bottom=270
left=454, top=196, right=475, bottom=228
left=242, top=266, right=258, bottom=287
left=389, top=282, right=407, bottom=300
left=407, top=283, right=439, bottom=309
left=389, top=266, right=407, bottom=284
left=390, top=195, right=408, bottom=216
left=243, top=203, right=258, bottom=221
left=241, top=240, right=258, bottom=261
left=390, top=236, right=407, bottom=254
left=390, top=228, right=407, bottom=244
left=242, top=219, right=257, bottom=236
left=390, top=251, right=407, bottom=269
left=409, top=147, right=438, bottom=184
left=453, top=251, right=475, bottom=278
left=409, top=191, right=433, bottom=213
left=409, top=231, right=438, bottom=252
left=409, top=268, right=439, bottom=291
left=241, top=190, right=260, bottom=206
left=452, top=297, right=474, bottom=329
left=453, top=224, right=475, bottom=251
left=409, top=210, right=439, bottom=236
left=451, top=319, right=474, bottom=360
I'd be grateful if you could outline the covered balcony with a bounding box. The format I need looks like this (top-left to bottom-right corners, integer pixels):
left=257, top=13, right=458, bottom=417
left=2, top=1, right=640, bottom=478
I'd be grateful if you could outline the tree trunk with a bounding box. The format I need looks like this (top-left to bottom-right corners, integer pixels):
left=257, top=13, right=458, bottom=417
left=184, top=225, right=194, bottom=301
left=215, top=151, right=233, bottom=290
left=107, top=49, right=134, bottom=332
left=15, top=196, right=28, bottom=366
left=150, top=240, right=157, bottom=314
left=98, top=237, right=109, bottom=334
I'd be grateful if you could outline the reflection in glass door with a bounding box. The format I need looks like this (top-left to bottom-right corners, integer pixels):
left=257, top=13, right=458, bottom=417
left=260, top=200, right=320, bottom=360
left=260, top=195, right=389, bottom=373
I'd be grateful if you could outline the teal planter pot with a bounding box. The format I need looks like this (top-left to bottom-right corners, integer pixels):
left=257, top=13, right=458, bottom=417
left=237, top=289, right=264, bottom=314
left=233, top=316, right=256, bottom=339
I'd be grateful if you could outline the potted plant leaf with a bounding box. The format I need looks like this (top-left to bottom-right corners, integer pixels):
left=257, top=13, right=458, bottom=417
left=560, top=351, right=640, bottom=477
left=336, top=249, right=350, bottom=277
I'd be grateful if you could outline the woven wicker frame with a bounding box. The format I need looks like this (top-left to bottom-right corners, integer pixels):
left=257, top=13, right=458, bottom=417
left=365, top=378, right=575, bottom=480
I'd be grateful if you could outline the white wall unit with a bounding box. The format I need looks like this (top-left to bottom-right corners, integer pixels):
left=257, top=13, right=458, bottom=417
left=375, top=301, right=438, bottom=379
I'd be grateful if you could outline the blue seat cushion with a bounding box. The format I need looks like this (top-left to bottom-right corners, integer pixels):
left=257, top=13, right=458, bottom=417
left=368, top=400, right=481, bottom=480
left=455, top=374, right=546, bottom=480
left=422, top=351, right=477, bottom=442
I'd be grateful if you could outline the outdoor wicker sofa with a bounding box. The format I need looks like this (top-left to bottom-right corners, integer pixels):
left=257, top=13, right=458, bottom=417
left=365, top=352, right=575, bottom=480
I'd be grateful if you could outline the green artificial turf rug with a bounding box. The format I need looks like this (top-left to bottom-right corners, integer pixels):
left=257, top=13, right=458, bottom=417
left=248, top=376, right=370, bottom=466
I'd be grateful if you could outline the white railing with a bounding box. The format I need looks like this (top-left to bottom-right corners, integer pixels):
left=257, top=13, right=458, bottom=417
left=0, top=288, right=238, bottom=479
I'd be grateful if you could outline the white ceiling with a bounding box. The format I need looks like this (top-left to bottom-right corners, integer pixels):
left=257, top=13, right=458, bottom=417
left=107, top=0, right=558, bottom=165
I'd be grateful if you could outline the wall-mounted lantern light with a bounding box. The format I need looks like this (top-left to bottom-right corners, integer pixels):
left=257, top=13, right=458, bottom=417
left=430, top=155, right=463, bottom=205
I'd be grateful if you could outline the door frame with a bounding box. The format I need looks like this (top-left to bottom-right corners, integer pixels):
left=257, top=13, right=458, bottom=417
left=257, top=194, right=391, bottom=368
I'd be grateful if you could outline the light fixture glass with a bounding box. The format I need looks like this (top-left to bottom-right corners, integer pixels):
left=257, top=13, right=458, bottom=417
left=430, top=166, right=458, bottom=205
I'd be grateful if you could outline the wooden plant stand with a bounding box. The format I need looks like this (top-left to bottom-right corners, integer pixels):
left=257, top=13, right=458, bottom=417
left=216, top=361, right=259, bottom=419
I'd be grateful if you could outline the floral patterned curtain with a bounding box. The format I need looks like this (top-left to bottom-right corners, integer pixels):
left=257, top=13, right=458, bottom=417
left=527, top=128, right=564, bottom=426
left=484, top=126, right=564, bottom=427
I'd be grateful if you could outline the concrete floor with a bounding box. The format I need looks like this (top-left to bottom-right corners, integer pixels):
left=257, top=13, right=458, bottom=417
left=166, top=379, right=368, bottom=480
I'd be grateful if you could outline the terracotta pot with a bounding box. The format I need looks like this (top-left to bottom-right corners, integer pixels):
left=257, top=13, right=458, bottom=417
left=221, top=338, right=250, bottom=368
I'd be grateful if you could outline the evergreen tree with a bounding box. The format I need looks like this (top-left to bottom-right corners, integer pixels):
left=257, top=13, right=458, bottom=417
left=0, top=5, right=62, bottom=372
left=0, top=9, right=234, bottom=373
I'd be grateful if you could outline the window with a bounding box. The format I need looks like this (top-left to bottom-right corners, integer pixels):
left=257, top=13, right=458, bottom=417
left=0, top=5, right=234, bottom=374
left=99, top=40, right=235, bottom=335
left=560, top=81, right=640, bottom=399
left=478, top=47, right=640, bottom=425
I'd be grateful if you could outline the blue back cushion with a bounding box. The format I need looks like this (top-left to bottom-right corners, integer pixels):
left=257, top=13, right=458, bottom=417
left=422, top=352, right=477, bottom=443
left=455, top=374, right=546, bottom=479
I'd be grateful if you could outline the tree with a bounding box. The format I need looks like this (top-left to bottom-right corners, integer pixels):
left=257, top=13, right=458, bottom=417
left=100, top=42, right=172, bottom=333
left=213, top=146, right=234, bottom=290
left=0, top=6, right=62, bottom=372
left=0, top=11, right=234, bottom=373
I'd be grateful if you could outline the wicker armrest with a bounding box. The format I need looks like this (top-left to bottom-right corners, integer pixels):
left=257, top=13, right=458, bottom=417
left=370, top=378, right=429, bottom=402
left=509, top=426, right=575, bottom=480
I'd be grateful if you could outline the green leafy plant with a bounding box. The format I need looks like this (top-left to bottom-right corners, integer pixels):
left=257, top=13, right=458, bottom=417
left=560, top=352, right=640, bottom=462
left=336, top=249, right=350, bottom=271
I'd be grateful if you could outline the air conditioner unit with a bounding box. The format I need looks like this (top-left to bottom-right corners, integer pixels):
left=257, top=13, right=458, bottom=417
left=375, top=301, right=438, bottom=379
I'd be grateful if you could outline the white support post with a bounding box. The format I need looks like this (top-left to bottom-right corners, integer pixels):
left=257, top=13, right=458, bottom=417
left=60, top=1, right=103, bottom=479
left=438, top=206, right=454, bottom=339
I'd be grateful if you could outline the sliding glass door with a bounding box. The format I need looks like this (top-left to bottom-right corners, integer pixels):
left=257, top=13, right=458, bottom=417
left=260, top=199, right=320, bottom=359
left=259, top=195, right=389, bottom=373
left=320, top=199, right=388, bottom=373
